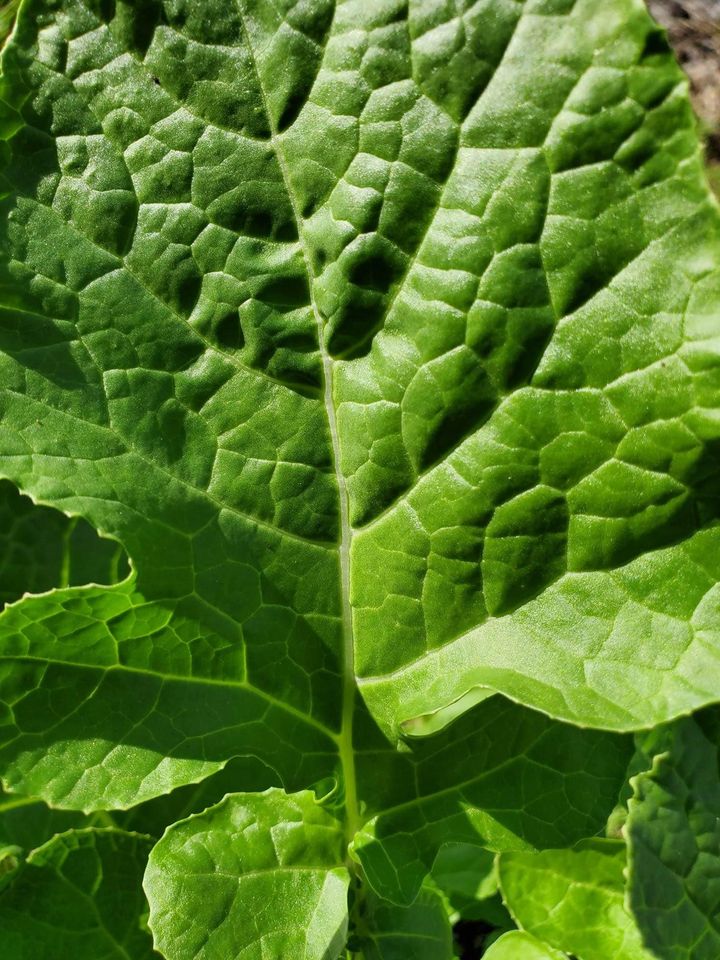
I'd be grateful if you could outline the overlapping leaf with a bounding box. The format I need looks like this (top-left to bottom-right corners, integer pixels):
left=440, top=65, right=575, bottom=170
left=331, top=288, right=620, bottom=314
left=0, top=784, right=85, bottom=853
left=144, top=789, right=350, bottom=960
left=626, top=714, right=720, bottom=959
left=351, top=886, right=454, bottom=960
left=0, top=827, right=156, bottom=959
left=351, top=694, right=631, bottom=904
left=498, top=840, right=654, bottom=960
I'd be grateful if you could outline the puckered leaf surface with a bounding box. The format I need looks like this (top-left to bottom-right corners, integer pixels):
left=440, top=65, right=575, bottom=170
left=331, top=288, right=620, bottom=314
left=626, top=715, right=720, bottom=960
left=0, top=0, right=719, bottom=956
left=0, top=0, right=717, bottom=814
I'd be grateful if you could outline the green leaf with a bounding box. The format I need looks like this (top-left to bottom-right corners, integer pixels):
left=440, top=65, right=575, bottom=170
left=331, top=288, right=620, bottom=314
left=483, top=931, right=570, bottom=960
left=117, top=754, right=282, bottom=839
left=144, top=788, right=350, bottom=960
left=0, top=842, right=20, bottom=890
left=352, top=695, right=631, bottom=904
left=0, top=0, right=715, bottom=821
left=498, top=840, right=654, bottom=960
left=0, top=827, right=156, bottom=959
left=452, top=892, right=515, bottom=933
left=430, top=842, right=499, bottom=905
left=0, top=579, right=339, bottom=810
left=626, top=715, right=720, bottom=959
left=346, top=0, right=720, bottom=737
left=0, top=1, right=18, bottom=46
left=429, top=844, right=515, bottom=927
left=352, top=885, right=453, bottom=960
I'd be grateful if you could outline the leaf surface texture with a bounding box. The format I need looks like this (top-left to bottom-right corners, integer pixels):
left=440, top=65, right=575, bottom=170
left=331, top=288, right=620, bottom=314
left=0, top=0, right=718, bottom=957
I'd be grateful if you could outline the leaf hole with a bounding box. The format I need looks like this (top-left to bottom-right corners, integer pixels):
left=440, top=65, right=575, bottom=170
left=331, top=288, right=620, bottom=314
left=0, top=480, right=130, bottom=607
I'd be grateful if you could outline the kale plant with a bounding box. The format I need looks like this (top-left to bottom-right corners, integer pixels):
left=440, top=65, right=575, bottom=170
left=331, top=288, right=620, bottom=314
left=0, top=1, right=719, bottom=957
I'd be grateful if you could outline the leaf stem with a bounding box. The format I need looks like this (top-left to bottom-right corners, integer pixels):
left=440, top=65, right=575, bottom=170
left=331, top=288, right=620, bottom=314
left=91, top=810, right=116, bottom=829
left=324, top=348, right=361, bottom=845
left=59, top=516, right=78, bottom=589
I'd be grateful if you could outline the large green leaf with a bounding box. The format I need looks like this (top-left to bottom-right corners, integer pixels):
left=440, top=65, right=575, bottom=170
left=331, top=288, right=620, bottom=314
left=626, top=715, right=720, bottom=959
left=144, top=789, right=350, bottom=960
left=0, top=827, right=157, bottom=959
left=498, top=840, right=654, bottom=960
left=0, top=0, right=716, bottom=815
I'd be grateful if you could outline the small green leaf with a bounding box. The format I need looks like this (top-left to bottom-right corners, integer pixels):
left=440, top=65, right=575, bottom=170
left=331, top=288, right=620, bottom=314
left=144, top=788, right=350, bottom=960
left=0, top=842, right=20, bottom=889
left=483, top=931, right=569, bottom=960
left=431, top=842, right=498, bottom=903
left=498, top=840, right=654, bottom=960
left=0, top=828, right=156, bottom=959
left=626, top=715, right=720, bottom=959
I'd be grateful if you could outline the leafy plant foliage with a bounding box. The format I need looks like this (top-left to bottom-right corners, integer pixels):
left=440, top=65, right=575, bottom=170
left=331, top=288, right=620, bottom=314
left=0, top=0, right=718, bottom=957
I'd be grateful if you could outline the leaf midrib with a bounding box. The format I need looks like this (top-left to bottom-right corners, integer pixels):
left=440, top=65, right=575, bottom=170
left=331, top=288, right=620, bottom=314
left=230, top=6, right=361, bottom=847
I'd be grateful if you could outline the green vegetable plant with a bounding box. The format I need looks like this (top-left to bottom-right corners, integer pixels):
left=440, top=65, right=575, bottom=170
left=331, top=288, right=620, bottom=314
left=0, top=0, right=718, bottom=957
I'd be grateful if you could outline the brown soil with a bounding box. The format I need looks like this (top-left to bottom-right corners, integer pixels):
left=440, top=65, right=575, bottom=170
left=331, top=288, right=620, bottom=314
left=648, top=0, right=720, bottom=161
